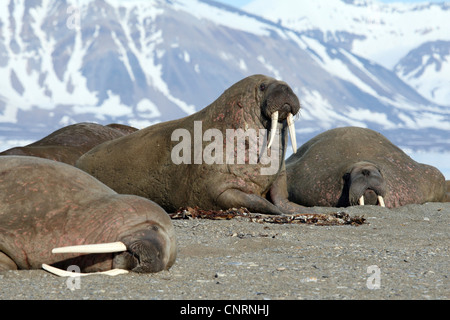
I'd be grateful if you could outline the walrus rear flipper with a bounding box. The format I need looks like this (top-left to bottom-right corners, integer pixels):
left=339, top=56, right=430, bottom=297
left=217, top=189, right=284, bottom=215
left=0, top=251, right=18, bottom=271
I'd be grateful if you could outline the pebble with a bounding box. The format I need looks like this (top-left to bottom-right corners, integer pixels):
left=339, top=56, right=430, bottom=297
left=215, top=273, right=226, bottom=278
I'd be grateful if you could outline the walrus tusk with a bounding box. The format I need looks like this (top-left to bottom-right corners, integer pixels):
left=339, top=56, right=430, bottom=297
left=378, top=196, right=385, bottom=207
left=267, top=111, right=279, bottom=149
left=52, top=241, right=127, bottom=254
left=42, top=264, right=129, bottom=277
left=358, top=196, right=365, bottom=206
left=287, top=113, right=297, bottom=153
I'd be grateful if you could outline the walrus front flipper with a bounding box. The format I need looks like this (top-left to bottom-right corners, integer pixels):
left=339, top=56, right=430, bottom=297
left=269, top=166, right=317, bottom=214
left=0, top=251, right=18, bottom=271
left=217, top=189, right=284, bottom=215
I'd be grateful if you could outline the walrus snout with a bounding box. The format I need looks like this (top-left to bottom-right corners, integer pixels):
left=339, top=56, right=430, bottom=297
left=263, top=83, right=300, bottom=119
left=350, top=187, right=386, bottom=207
left=114, top=226, right=167, bottom=273
left=361, top=189, right=378, bottom=205
left=348, top=162, right=386, bottom=207
left=263, top=84, right=300, bottom=153
left=126, top=239, right=165, bottom=273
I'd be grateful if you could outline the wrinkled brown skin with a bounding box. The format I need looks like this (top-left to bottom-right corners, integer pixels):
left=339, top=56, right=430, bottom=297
left=445, top=181, right=450, bottom=202
left=286, top=127, right=446, bottom=208
left=0, top=123, right=138, bottom=166
left=0, top=156, right=176, bottom=273
left=77, top=75, right=313, bottom=215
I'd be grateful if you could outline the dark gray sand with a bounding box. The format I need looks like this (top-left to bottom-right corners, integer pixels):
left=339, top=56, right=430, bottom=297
left=1, top=203, right=448, bottom=300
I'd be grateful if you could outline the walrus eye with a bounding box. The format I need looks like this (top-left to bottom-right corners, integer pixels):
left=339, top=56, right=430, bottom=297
left=259, top=83, right=266, bottom=91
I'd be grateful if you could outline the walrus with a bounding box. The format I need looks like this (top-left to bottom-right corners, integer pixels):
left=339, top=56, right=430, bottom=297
left=0, top=156, right=176, bottom=274
left=446, top=181, right=450, bottom=202
left=76, top=74, right=310, bottom=215
left=286, top=127, right=446, bottom=208
left=0, top=122, right=138, bottom=166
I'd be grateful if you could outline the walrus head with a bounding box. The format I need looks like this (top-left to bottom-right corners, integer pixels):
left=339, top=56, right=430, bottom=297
left=112, top=225, right=169, bottom=273
left=45, top=223, right=172, bottom=275
left=255, top=76, right=301, bottom=153
left=345, top=161, right=386, bottom=207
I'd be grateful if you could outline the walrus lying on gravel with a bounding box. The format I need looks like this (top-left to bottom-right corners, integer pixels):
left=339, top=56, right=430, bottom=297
left=286, top=127, right=446, bottom=208
left=0, top=156, right=176, bottom=274
left=446, top=181, right=450, bottom=202
left=77, top=74, right=310, bottom=215
left=0, top=123, right=138, bottom=166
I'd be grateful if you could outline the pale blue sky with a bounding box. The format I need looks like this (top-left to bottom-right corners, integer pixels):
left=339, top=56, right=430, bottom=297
left=217, top=0, right=447, bottom=8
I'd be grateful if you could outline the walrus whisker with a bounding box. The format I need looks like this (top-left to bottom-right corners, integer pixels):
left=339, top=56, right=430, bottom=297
left=287, top=113, right=297, bottom=153
left=377, top=196, right=385, bottom=207
left=42, top=264, right=129, bottom=277
left=267, top=111, right=279, bottom=150
left=358, top=195, right=365, bottom=206
left=51, top=241, right=127, bottom=254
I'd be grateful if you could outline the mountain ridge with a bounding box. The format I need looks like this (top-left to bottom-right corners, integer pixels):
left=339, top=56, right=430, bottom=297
left=0, top=0, right=449, bottom=172
left=243, top=0, right=450, bottom=107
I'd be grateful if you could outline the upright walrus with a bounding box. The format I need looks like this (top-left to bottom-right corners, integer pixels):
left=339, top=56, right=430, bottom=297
left=0, top=156, right=176, bottom=273
left=0, top=122, right=138, bottom=166
left=77, top=74, right=309, bottom=215
left=286, top=127, right=446, bottom=208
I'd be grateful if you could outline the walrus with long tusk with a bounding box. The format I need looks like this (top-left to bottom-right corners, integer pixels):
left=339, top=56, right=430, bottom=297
left=286, top=127, right=446, bottom=208
left=76, top=74, right=309, bottom=215
left=0, top=156, right=176, bottom=274
left=0, top=122, right=138, bottom=166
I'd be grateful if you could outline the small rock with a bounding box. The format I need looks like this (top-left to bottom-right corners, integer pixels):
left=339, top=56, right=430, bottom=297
left=301, top=277, right=318, bottom=283
left=196, top=279, right=212, bottom=283
left=215, top=272, right=226, bottom=278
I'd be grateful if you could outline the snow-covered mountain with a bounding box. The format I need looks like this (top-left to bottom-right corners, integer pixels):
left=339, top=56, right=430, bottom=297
left=244, top=0, right=450, bottom=107
left=395, top=40, right=450, bottom=107
left=0, top=0, right=449, bottom=174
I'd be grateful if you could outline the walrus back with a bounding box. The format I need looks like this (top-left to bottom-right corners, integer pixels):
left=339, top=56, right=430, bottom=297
left=0, top=156, right=115, bottom=269
left=76, top=120, right=185, bottom=207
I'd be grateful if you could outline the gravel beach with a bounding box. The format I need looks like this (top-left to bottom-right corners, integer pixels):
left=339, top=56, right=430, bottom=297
left=0, top=202, right=448, bottom=302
